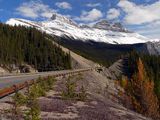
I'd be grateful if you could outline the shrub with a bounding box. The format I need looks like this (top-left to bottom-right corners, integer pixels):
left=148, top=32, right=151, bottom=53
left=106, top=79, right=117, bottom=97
left=78, top=85, right=87, bottom=101
left=25, top=84, right=41, bottom=120
left=120, top=76, right=128, bottom=89
left=62, top=76, right=76, bottom=99
left=62, top=75, right=88, bottom=101
left=24, top=99, right=40, bottom=120
left=46, top=76, right=56, bottom=90
left=12, top=92, right=27, bottom=106
left=11, top=92, right=27, bottom=119
left=10, top=76, right=57, bottom=120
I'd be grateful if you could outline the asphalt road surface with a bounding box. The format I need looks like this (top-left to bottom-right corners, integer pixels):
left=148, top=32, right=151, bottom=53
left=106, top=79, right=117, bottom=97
left=0, top=68, right=91, bottom=89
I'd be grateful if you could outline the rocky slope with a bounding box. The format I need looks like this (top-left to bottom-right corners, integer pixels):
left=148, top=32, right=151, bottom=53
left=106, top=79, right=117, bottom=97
left=0, top=61, right=151, bottom=120
left=146, top=41, right=160, bottom=55
left=37, top=71, right=151, bottom=120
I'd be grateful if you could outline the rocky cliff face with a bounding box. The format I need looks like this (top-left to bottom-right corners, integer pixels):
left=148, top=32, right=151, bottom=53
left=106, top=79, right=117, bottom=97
left=93, top=20, right=129, bottom=32
left=50, top=13, right=78, bottom=27
left=146, top=41, right=160, bottom=55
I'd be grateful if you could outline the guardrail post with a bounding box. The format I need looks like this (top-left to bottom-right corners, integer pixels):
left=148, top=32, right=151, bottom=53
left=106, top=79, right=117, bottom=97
left=13, top=85, right=18, bottom=94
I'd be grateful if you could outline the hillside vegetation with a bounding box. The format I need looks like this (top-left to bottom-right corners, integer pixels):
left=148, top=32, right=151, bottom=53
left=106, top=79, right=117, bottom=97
left=57, top=38, right=148, bottom=67
left=127, top=51, right=160, bottom=100
left=0, top=23, right=71, bottom=72
left=121, top=51, right=160, bottom=119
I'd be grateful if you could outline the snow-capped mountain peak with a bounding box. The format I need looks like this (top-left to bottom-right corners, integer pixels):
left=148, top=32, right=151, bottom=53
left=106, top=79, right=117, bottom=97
left=93, top=20, right=111, bottom=30
left=6, top=13, right=151, bottom=44
left=93, top=20, right=129, bottom=33
left=50, top=13, right=78, bottom=27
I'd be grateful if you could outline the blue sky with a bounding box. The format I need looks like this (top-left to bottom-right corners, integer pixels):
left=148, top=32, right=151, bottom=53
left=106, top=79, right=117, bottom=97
left=0, top=0, right=160, bottom=39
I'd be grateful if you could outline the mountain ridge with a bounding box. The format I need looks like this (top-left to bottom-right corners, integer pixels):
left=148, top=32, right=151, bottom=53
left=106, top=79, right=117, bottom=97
left=6, top=13, right=151, bottom=44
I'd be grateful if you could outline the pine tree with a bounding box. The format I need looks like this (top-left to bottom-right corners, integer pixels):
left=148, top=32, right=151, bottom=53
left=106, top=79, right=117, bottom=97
left=131, top=58, right=159, bottom=118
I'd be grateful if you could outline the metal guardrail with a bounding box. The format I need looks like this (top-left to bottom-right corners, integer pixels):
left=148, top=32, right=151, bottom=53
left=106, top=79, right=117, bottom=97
left=0, top=68, right=93, bottom=99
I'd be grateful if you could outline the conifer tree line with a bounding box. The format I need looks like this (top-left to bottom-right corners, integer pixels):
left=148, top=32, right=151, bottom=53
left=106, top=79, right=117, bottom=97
left=127, top=51, right=160, bottom=101
left=0, top=23, right=71, bottom=72
left=124, top=51, right=160, bottom=119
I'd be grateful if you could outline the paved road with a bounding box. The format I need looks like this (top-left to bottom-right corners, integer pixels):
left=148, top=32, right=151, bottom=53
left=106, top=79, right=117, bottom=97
left=0, top=68, right=91, bottom=89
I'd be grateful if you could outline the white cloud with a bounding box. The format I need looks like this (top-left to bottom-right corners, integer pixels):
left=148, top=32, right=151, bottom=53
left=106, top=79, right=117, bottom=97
left=16, top=1, right=55, bottom=19
left=74, top=9, right=103, bottom=22
left=86, top=3, right=101, bottom=7
left=118, top=0, right=160, bottom=25
left=107, top=8, right=120, bottom=20
left=117, top=0, right=160, bottom=39
left=55, top=2, right=72, bottom=10
left=131, top=21, right=160, bottom=39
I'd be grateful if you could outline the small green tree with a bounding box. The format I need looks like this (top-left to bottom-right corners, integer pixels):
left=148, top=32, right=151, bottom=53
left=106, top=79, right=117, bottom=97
left=25, top=99, right=40, bottom=120
left=46, top=76, right=56, bottom=90
left=62, top=76, right=76, bottom=99
left=12, top=92, right=26, bottom=119
left=78, top=85, right=87, bottom=101
left=25, top=84, right=41, bottom=120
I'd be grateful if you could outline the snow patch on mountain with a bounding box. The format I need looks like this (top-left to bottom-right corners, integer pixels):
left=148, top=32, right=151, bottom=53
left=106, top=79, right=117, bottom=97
left=7, top=18, right=31, bottom=27
left=6, top=13, right=150, bottom=44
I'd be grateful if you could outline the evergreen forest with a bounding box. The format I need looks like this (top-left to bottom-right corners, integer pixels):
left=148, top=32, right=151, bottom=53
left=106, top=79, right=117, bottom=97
left=0, top=23, right=71, bottom=72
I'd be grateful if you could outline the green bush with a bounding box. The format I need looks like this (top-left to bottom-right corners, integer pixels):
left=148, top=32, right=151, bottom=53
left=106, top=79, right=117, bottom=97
left=78, top=85, right=87, bottom=101
left=62, top=75, right=87, bottom=101
left=11, top=92, right=27, bottom=119
left=11, top=76, right=57, bottom=120
left=12, top=92, right=27, bottom=106
left=46, top=76, right=56, bottom=90
left=62, top=76, right=76, bottom=99
left=24, top=99, right=40, bottom=120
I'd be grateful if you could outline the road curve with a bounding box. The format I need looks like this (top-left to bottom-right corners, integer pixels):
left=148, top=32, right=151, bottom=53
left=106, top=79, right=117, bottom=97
left=0, top=68, right=92, bottom=89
